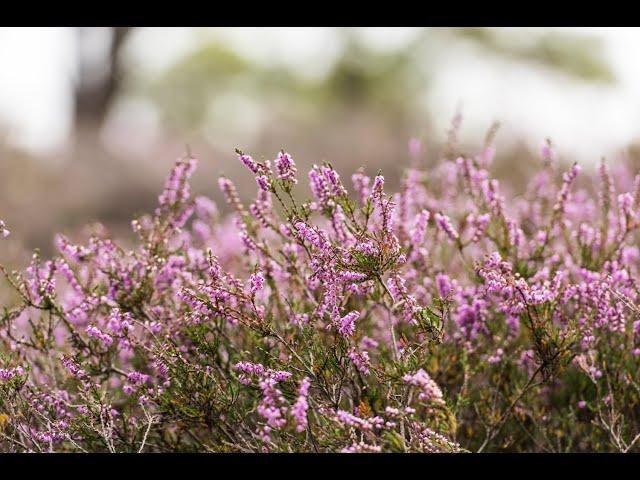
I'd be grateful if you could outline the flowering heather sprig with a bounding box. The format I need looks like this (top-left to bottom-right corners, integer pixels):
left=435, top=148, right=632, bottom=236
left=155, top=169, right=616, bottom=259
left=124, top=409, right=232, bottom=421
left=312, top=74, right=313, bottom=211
left=412, top=423, right=462, bottom=453
left=86, top=325, right=114, bottom=347
left=308, top=164, right=347, bottom=210
left=60, top=356, right=87, bottom=379
left=371, top=175, right=385, bottom=203
left=218, top=176, right=248, bottom=218
left=434, top=212, right=459, bottom=243
left=337, top=311, right=359, bottom=338
left=250, top=190, right=274, bottom=229
left=238, top=152, right=259, bottom=174
left=234, top=362, right=292, bottom=385
left=0, top=366, right=24, bottom=382
left=469, top=213, right=490, bottom=243
left=106, top=308, right=132, bottom=334
left=55, top=234, right=91, bottom=263
left=553, top=162, right=581, bottom=215
left=25, top=254, right=57, bottom=305
left=157, top=157, right=197, bottom=210
left=257, top=376, right=289, bottom=436
left=410, top=209, right=430, bottom=246
left=341, top=441, right=383, bottom=453
left=274, top=150, right=298, bottom=184
left=249, top=270, right=265, bottom=296
left=256, top=175, right=272, bottom=192
left=403, top=369, right=445, bottom=405
left=291, top=377, right=311, bottom=433
left=348, top=349, right=371, bottom=375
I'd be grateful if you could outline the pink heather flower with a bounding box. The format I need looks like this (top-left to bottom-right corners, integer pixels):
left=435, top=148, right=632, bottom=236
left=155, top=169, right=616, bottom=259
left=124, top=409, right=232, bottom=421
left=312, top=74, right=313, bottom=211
left=360, top=336, right=379, bottom=350
left=339, top=271, right=368, bottom=283
left=553, top=163, right=581, bottom=215
left=403, top=369, right=445, bottom=405
left=61, top=356, right=87, bottom=379
left=294, top=222, right=325, bottom=250
left=127, top=371, right=150, bottom=385
left=218, top=176, right=248, bottom=217
left=320, top=165, right=346, bottom=197
left=157, top=157, right=197, bottom=211
left=308, top=166, right=329, bottom=205
left=354, top=240, right=377, bottom=256
left=249, top=271, right=265, bottom=295
left=413, top=423, right=461, bottom=452
left=274, top=151, right=297, bottom=184
left=338, top=311, right=359, bottom=338
left=410, top=210, right=430, bottom=246
left=470, top=213, right=490, bottom=243
left=234, top=362, right=292, bottom=383
left=434, top=212, right=459, bottom=242
left=618, top=192, right=635, bottom=233
left=341, top=442, right=382, bottom=453
left=0, top=366, right=24, bottom=382
left=435, top=273, right=452, bottom=298
left=292, top=313, right=309, bottom=326
left=292, top=377, right=311, bottom=433
left=256, top=377, right=289, bottom=435
left=371, top=175, right=385, bottom=202
left=239, top=227, right=257, bottom=252
left=487, top=348, right=504, bottom=364
left=348, top=349, right=371, bottom=375
left=577, top=400, right=587, bottom=409
left=256, top=175, right=272, bottom=192
left=106, top=309, right=132, bottom=334
left=55, top=234, right=90, bottom=262
left=335, top=410, right=373, bottom=430
left=56, top=258, right=83, bottom=295
left=86, top=325, right=113, bottom=347
left=238, top=153, right=259, bottom=174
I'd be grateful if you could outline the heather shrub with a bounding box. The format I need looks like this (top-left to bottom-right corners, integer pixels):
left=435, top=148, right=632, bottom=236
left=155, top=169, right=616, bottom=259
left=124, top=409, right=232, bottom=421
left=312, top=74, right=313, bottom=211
left=1, top=133, right=640, bottom=453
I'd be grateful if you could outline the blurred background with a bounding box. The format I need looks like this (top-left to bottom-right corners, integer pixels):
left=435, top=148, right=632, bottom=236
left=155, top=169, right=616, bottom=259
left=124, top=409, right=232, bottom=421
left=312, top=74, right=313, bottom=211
left=2, top=27, right=640, bottom=257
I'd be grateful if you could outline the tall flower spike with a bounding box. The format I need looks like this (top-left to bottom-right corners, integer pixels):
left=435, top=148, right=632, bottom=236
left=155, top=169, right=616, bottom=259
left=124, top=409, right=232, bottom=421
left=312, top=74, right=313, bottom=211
left=238, top=152, right=259, bottom=174
left=434, top=212, right=459, bottom=243
left=410, top=210, right=430, bottom=246
left=274, top=151, right=298, bottom=184
left=553, top=162, right=581, bottom=215
left=291, top=377, right=311, bottom=433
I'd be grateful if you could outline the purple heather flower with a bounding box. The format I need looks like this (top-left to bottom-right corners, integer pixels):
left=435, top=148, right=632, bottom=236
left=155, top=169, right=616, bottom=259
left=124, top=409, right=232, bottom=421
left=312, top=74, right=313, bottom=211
left=338, top=311, right=359, bottom=338
left=274, top=151, right=298, bottom=184
left=435, top=212, right=459, bottom=243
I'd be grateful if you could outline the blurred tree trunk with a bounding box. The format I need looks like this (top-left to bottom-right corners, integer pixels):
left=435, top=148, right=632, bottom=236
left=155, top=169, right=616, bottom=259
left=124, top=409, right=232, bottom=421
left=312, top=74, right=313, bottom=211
left=74, top=27, right=132, bottom=132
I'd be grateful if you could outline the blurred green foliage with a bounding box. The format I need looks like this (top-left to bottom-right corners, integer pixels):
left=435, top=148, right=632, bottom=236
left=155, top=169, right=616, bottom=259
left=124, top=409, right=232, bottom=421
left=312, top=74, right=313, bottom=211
left=134, top=28, right=615, bottom=135
left=454, top=28, right=616, bottom=83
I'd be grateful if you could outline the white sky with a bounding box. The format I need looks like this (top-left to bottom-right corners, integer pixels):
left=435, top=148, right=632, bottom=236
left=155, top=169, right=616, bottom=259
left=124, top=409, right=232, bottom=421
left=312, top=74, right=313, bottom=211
left=0, top=27, right=76, bottom=153
left=1, top=27, right=640, bottom=162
